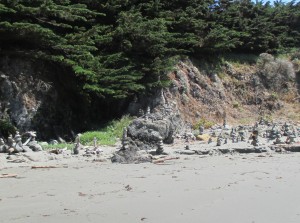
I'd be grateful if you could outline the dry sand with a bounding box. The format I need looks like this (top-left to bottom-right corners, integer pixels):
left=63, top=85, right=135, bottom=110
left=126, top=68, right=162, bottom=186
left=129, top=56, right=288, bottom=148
left=1, top=147, right=300, bottom=223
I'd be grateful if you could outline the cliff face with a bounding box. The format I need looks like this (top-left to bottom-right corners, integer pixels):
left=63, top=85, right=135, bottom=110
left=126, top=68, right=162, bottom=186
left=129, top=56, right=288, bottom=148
left=1, top=53, right=299, bottom=140
left=0, top=55, right=91, bottom=139
left=162, top=55, right=299, bottom=126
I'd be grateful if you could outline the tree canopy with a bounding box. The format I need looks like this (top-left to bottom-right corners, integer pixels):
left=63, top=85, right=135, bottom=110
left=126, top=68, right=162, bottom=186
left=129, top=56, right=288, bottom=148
left=1, top=0, right=299, bottom=99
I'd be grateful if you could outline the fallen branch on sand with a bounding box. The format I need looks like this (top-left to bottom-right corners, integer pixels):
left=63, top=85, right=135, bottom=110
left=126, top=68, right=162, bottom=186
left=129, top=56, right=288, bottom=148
left=31, top=165, right=68, bottom=169
left=152, top=157, right=179, bottom=164
left=0, top=173, right=18, bottom=178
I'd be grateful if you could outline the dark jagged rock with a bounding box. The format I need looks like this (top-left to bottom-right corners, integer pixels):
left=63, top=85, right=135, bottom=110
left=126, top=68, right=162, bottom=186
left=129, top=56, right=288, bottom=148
left=111, top=147, right=152, bottom=164
left=283, top=145, right=300, bottom=152
left=128, top=118, right=174, bottom=145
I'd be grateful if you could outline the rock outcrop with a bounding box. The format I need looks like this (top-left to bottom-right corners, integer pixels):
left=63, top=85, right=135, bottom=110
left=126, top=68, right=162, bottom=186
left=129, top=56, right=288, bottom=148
left=0, top=56, right=91, bottom=139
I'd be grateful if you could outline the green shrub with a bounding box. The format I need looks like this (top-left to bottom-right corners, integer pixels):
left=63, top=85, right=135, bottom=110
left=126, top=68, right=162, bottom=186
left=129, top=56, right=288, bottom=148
left=193, top=118, right=214, bottom=130
left=0, top=119, right=16, bottom=138
left=233, top=101, right=240, bottom=108
left=42, top=143, right=73, bottom=150
left=221, top=53, right=258, bottom=65
left=80, top=115, right=133, bottom=146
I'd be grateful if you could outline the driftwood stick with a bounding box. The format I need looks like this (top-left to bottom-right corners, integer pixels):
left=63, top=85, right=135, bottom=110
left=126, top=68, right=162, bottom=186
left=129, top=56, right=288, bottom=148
left=31, top=165, right=67, bottom=169
left=0, top=173, right=18, bottom=178
left=152, top=157, right=179, bottom=164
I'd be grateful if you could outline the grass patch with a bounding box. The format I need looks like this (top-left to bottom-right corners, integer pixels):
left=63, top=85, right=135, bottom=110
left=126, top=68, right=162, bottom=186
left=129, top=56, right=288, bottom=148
left=80, top=115, right=133, bottom=146
left=276, top=47, right=299, bottom=60
left=221, top=53, right=258, bottom=65
left=41, top=143, right=73, bottom=150
left=193, top=118, right=215, bottom=130
left=80, top=131, right=116, bottom=146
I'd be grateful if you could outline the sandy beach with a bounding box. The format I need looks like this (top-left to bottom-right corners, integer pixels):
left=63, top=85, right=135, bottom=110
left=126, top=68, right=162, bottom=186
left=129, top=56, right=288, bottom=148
left=1, top=145, right=300, bottom=223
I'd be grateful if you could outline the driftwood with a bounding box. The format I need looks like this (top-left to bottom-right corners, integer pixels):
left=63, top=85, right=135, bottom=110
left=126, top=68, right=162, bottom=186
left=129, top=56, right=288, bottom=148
left=152, top=157, right=179, bottom=164
left=0, top=173, right=18, bottom=178
left=31, top=165, right=68, bottom=169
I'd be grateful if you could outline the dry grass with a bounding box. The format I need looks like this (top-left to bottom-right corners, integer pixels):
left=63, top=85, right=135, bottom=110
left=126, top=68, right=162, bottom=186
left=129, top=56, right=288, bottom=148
left=273, top=103, right=300, bottom=122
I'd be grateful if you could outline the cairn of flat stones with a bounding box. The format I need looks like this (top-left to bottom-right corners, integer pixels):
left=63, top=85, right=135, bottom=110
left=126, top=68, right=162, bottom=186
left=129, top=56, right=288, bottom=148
left=286, top=134, right=296, bottom=144
left=185, top=136, right=190, bottom=150
left=208, top=137, right=212, bottom=144
left=250, top=130, right=259, bottom=146
left=283, top=122, right=293, bottom=136
left=239, top=131, right=246, bottom=142
left=121, top=127, right=129, bottom=150
left=199, top=125, right=204, bottom=135
left=156, top=136, right=164, bottom=155
left=0, top=138, right=7, bottom=153
left=216, top=135, right=222, bottom=146
left=145, top=106, right=151, bottom=120
left=93, top=139, right=103, bottom=154
left=224, top=138, right=228, bottom=144
left=14, top=131, right=23, bottom=152
left=138, top=108, right=144, bottom=117
left=0, top=131, right=43, bottom=154
left=73, top=134, right=81, bottom=155
left=231, top=131, right=237, bottom=143
left=7, top=134, right=15, bottom=148
left=223, top=118, right=227, bottom=129
left=274, top=133, right=284, bottom=144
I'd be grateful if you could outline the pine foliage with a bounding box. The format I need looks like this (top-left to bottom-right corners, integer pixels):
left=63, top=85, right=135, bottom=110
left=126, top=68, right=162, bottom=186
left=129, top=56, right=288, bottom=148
left=0, top=0, right=299, bottom=99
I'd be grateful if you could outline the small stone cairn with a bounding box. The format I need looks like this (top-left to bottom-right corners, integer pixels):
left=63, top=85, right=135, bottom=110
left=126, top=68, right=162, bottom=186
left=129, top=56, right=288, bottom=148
left=199, top=125, right=204, bottom=135
left=156, top=136, right=164, bottom=155
left=184, top=135, right=190, bottom=150
left=121, top=127, right=129, bottom=150
left=216, top=135, right=223, bottom=146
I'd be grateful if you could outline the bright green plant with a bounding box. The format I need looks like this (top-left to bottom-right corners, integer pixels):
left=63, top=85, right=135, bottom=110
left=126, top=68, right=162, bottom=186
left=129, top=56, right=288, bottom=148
left=80, top=115, right=133, bottom=146
left=193, top=118, right=214, bottom=130
left=42, top=143, right=73, bottom=150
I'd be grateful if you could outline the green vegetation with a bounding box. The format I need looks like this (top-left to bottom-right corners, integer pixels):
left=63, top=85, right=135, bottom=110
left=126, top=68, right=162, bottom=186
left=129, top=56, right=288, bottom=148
left=40, top=115, right=133, bottom=149
left=80, top=115, right=133, bottom=146
left=220, top=53, right=259, bottom=65
left=0, top=0, right=299, bottom=101
left=0, top=118, right=16, bottom=138
left=42, top=143, right=73, bottom=150
left=193, top=118, right=215, bottom=130
left=233, top=101, right=240, bottom=108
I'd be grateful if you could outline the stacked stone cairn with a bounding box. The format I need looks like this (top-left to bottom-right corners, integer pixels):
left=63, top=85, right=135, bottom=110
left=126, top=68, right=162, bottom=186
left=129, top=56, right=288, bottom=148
left=208, top=137, right=212, bottom=144
left=184, top=135, right=190, bottom=150
left=274, top=133, right=284, bottom=144
left=156, top=136, right=164, bottom=155
left=199, top=125, right=204, bottom=135
left=250, top=129, right=259, bottom=146
left=145, top=106, right=151, bottom=121
left=121, top=127, right=129, bottom=150
left=73, top=134, right=81, bottom=155
left=269, top=125, right=279, bottom=139
left=0, top=131, right=42, bottom=154
left=224, top=138, right=228, bottom=144
left=216, top=135, right=223, bottom=146
left=239, top=131, right=246, bottom=142
left=283, top=122, right=293, bottom=136
left=0, top=138, right=7, bottom=153
left=231, top=128, right=237, bottom=143
left=138, top=108, right=144, bottom=117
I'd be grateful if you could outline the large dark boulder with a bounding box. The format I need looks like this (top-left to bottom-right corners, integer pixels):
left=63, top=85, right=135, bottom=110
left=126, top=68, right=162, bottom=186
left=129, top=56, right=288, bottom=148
left=127, top=118, right=176, bottom=146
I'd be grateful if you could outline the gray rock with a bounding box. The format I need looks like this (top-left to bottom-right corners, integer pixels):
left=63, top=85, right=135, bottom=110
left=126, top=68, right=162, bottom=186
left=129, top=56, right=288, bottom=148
left=111, top=148, right=152, bottom=164
left=127, top=117, right=176, bottom=148
left=27, top=141, right=43, bottom=151
left=49, top=140, right=58, bottom=145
